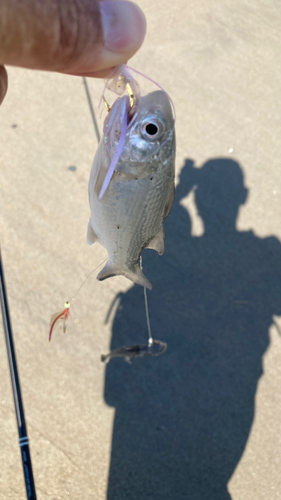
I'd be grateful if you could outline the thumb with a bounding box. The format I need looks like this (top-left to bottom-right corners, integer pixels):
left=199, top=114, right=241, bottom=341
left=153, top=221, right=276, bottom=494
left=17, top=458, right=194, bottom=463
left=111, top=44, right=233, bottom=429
left=0, top=0, right=146, bottom=78
left=0, top=66, right=8, bottom=105
left=61, top=0, right=147, bottom=77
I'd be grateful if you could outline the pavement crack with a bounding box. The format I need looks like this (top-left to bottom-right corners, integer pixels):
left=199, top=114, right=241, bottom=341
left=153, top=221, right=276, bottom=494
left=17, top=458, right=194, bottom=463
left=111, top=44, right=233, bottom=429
left=28, top=422, right=83, bottom=472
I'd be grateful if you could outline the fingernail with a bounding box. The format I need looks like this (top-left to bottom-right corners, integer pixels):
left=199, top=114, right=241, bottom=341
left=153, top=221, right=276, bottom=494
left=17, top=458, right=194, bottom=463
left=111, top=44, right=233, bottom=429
left=0, top=66, right=8, bottom=106
left=100, top=0, right=146, bottom=53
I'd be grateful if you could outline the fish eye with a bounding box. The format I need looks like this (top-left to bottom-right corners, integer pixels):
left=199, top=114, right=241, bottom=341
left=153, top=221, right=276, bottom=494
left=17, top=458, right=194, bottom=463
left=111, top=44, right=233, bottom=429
left=145, top=123, right=158, bottom=135
left=140, top=117, right=165, bottom=141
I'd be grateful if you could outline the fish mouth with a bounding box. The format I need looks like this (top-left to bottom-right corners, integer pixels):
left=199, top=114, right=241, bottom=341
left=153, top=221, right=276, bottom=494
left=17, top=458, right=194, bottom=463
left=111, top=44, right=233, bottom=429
left=127, top=95, right=139, bottom=126
left=99, top=89, right=174, bottom=199
left=126, top=82, right=138, bottom=121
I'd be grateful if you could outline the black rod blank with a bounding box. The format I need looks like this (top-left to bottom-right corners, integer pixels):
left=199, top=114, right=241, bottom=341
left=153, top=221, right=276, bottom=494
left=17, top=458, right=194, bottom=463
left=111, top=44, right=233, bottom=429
left=0, top=249, right=37, bottom=500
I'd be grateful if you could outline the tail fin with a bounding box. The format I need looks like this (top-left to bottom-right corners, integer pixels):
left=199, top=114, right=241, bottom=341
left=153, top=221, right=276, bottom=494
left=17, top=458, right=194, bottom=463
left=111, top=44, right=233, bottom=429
left=97, top=261, right=152, bottom=290
left=101, top=353, right=111, bottom=364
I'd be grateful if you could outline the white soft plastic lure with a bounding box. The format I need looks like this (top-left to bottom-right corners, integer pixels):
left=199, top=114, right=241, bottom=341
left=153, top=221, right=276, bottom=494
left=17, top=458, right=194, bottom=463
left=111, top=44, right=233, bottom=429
left=87, top=65, right=176, bottom=290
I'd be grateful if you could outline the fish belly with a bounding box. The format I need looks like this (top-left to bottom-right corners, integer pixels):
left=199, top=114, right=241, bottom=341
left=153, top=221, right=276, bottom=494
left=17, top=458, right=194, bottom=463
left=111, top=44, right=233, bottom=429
left=89, top=160, right=174, bottom=288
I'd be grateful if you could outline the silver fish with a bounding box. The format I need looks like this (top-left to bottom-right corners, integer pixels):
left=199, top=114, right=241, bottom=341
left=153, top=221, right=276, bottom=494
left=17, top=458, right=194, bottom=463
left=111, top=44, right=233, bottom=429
left=88, top=89, right=175, bottom=290
left=101, top=339, right=167, bottom=364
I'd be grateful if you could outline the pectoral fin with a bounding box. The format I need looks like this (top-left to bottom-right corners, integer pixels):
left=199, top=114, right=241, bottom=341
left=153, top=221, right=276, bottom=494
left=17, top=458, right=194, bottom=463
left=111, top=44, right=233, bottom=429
left=146, top=226, right=165, bottom=255
left=87, top=221, right=99, bottom=245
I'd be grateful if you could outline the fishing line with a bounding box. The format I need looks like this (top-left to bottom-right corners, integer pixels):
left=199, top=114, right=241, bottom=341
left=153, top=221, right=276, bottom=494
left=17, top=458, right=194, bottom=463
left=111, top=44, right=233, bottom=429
left=71, top=258, right=107, bottom=302
left=140, top=256, right=153, bottom=343
left=144, top=287, right=153, bottom=344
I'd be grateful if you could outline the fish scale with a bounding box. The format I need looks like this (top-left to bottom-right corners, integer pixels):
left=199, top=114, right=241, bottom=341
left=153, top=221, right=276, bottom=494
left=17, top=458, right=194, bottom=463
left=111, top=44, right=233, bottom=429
left=88, top=89, right=175, bottom=289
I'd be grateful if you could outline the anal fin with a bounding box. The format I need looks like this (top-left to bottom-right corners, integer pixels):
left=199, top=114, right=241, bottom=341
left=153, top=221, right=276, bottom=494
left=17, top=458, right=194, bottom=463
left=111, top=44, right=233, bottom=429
left=146, top=226, right=165, bottom=255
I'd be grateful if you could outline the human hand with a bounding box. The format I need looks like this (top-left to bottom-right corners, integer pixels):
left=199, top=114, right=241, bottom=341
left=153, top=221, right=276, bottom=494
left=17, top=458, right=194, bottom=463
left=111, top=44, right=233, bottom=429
left=0, top=0, right=146, bottom=104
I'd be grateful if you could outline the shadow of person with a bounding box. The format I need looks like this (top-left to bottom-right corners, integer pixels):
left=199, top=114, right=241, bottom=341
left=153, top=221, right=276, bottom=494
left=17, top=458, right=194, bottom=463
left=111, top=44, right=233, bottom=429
left=103, top=158, right=281, bottom=500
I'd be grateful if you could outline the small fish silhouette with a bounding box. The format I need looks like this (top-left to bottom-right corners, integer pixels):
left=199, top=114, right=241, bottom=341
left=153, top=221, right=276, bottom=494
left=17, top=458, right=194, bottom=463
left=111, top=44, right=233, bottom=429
left=101, top=339, right=167, bottom=364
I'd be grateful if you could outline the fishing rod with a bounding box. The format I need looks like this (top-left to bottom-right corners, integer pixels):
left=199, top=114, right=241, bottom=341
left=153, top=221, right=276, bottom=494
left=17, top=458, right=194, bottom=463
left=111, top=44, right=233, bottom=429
left=0, top=78, right=99, bottom=500
left=0, top=249, right=37, bottom=500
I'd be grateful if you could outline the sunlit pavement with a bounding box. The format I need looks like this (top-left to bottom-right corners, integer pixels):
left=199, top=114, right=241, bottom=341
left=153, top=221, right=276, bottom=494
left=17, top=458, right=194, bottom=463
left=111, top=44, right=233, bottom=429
left=0, top=1, right=280, bottom=499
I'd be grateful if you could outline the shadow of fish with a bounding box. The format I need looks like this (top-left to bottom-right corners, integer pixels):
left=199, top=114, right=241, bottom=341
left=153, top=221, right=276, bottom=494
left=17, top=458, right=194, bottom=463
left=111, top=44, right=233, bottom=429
left=101, top=339, right=167, bottom=364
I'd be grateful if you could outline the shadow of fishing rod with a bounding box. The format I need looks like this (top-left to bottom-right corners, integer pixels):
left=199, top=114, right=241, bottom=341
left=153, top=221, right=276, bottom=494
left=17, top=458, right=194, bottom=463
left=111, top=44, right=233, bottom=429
left=0, top=249, right=37, bottom=500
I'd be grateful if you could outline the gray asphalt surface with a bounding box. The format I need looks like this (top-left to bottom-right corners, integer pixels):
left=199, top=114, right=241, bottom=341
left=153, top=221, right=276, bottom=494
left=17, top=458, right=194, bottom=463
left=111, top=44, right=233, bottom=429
left=0, top=1, right=281, bottom=499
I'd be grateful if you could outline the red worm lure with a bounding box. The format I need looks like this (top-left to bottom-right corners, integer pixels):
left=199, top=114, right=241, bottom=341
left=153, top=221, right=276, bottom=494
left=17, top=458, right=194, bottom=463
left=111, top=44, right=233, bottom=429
left=48, top=260, right=107, bottom=342
left=49, top=301, right=70, bottom=342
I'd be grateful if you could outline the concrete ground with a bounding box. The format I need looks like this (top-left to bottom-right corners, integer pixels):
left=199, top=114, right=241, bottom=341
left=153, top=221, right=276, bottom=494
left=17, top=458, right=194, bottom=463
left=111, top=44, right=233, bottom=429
left=0, top=0, right=281, bottom=499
